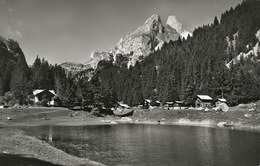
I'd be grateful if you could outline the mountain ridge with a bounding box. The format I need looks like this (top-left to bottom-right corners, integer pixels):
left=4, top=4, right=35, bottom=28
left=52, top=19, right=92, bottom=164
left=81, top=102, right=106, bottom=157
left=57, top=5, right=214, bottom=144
left=89, top=14, right=191, bottom=68
left=61, top=14, right=192, bottom=72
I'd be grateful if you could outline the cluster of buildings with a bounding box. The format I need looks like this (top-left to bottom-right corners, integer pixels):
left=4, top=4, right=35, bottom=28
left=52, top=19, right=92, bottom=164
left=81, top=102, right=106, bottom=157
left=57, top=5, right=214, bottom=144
left=32, top=90, right=226, bottom=109
left=1, top=88, right=227, bottom=109
left=143, top=95, right=227, bottom=109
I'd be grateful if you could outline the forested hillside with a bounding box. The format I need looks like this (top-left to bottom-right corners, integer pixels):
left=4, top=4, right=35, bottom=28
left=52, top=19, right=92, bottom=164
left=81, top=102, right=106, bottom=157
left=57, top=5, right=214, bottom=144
left=0, top=37, right=30, bottom=104
left=90, top=0, right=260, bottom=106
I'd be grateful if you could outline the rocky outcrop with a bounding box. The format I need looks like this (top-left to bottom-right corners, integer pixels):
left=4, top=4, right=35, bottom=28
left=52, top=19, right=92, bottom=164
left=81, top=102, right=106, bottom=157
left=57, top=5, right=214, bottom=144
left=60, top=62, right=88, bottom=74
left=226, top=29, right=260, bottom=68
left=110, top=14, right=179, bottom=67
left=112, top=14, right=164, bottom=56
left=166, top=15, right=192, bottom=39
left=86, top=50, right=113, bottom=69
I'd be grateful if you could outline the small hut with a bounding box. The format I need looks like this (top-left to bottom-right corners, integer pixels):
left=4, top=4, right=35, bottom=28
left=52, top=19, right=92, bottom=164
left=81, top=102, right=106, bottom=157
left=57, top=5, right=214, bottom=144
left=155, top=101, right=161, bottom=107
left=174, top=101, right=184, bottom=109
left=195, top=95, right=213, bottom=108
left=215, top=98, right=227, bottom=107
left=113, top=103, right=134, bottom=116
left=143, top=99, right=151, bottom=109
left=164, top=101, right=174, bottom=108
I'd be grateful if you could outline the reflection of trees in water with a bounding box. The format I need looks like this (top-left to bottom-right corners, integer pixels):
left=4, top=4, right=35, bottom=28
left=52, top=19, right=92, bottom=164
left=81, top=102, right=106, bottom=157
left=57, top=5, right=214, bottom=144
left=48, top=126, right=52, bottom=142
left=24, top=125, right=260, bottom=166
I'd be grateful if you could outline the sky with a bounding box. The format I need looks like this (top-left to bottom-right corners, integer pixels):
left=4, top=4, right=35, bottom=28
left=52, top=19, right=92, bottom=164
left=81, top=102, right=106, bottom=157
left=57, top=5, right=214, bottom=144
left=0, top=0, right=243, bottom=65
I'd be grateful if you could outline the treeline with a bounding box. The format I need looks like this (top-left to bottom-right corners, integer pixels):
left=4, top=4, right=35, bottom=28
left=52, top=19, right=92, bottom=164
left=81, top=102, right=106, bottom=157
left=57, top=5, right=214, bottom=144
left=0, top=52, right=114, bottom=108
left=0, top=53, right=64, bottom=106
left=0, top=39, right=31, bottom=105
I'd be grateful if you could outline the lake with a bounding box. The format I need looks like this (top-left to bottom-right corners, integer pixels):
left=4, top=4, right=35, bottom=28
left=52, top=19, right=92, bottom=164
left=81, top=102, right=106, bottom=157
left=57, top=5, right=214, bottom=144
left=20, top=124, right=260, bottom=166
left=0, top=153, right=61, bottom=166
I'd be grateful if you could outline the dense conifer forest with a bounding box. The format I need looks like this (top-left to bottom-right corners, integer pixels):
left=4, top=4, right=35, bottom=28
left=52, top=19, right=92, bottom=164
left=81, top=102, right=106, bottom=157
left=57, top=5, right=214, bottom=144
left=91, top=0, right=260, bottom=106
left=0, top=0, right=259, bottom=108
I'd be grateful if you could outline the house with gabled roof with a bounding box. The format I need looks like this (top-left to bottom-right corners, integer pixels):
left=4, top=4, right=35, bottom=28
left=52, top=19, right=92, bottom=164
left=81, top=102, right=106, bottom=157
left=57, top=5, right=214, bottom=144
left=33, top=89, right=56, bottom=106
left=195, top=95, right=213, bottom=108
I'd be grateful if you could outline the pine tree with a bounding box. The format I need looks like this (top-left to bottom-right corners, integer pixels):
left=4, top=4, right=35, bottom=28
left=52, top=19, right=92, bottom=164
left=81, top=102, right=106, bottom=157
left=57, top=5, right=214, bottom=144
left=10, top=58, right=31, bottom=105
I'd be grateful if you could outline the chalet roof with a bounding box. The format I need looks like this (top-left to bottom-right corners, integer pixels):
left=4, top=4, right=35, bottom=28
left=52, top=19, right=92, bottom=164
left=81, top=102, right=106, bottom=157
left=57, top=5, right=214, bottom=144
left=33, top=89, right=56, bottom=96
left=33, top=89, right=45, bottom=95
left=118, top=103, right=131, bottom=109
left=49, top=90, right=56, bottom=95
left=218, top=98, right=226, bottom=102
left=166, top=101, right=174, bottom=104
left=197, top=95, right=212, bottom=101
left=145, top=99, right=151, bottom=103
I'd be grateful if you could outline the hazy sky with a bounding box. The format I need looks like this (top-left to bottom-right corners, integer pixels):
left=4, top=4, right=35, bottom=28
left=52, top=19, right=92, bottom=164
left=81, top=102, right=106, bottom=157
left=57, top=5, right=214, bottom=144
left=0, top=0, right=243, bottom=65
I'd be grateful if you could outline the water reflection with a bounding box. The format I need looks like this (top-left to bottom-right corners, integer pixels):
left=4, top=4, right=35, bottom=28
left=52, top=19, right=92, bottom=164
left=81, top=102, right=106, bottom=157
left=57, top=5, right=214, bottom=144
left=20, top=125, right=260, bottom=166
left=0, top=153, right=61, bottom=166
left=48, top=126, right=53, bottom=142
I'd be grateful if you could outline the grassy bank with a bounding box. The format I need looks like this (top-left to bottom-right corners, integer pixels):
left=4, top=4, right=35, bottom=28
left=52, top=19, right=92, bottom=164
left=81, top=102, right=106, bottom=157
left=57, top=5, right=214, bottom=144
left=131, top=102, right=260, bottom=131
left=1, top=103, right=259, bottom=129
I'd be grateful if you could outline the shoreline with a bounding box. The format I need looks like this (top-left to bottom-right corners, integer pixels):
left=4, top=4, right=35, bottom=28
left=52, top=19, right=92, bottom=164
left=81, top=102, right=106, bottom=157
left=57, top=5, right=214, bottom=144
left=0, top=125, right=105, bottom=166
left=0, top=106, right=259, bottom=165
left=0, top=126, right=105, bottom=166
left=0, top=108, right=106, bottom=166
left=134, top=119, right=260, bottom=133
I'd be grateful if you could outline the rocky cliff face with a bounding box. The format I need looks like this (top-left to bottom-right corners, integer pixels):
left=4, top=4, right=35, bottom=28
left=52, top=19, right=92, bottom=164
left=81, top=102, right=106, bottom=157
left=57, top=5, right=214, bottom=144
left=88, top=50, right=113, bottom=69
left=166, top=15, right=192, bottom=39
left=86, top=14, right=191, bottom=68
left=73, top=14, right=192, bottom=70
left=226, top=29, right=260, bottom=68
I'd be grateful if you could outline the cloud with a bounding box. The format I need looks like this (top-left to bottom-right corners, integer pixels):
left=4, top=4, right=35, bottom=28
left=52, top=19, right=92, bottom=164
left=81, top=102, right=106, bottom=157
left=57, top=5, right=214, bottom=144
left=7, top=25, right=23, bottom=38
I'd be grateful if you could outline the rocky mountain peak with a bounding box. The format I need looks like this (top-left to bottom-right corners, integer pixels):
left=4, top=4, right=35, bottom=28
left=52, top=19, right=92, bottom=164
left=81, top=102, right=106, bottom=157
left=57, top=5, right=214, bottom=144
left=111, top=14, right=167, bottom=67
left=166, top=15, right=183, bottom=34
left=83, top=14, right=192, bottom=70
left=166, top=15, right=192, bottom=39
left=137, top=14, right=164, bottom=34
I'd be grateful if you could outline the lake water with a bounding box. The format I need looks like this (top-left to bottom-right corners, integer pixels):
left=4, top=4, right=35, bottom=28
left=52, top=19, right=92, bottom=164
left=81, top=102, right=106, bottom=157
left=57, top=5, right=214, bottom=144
left=0, top=153, right=61, bottom=166
left=20, top=124, right=260, bottom=166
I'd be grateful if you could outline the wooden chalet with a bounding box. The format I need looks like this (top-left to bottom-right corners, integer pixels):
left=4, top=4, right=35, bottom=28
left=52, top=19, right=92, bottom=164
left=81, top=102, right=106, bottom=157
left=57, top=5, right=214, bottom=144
left=33, top=89, right=56, bottom=106
left=195, top=95, right=213, bottom=108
